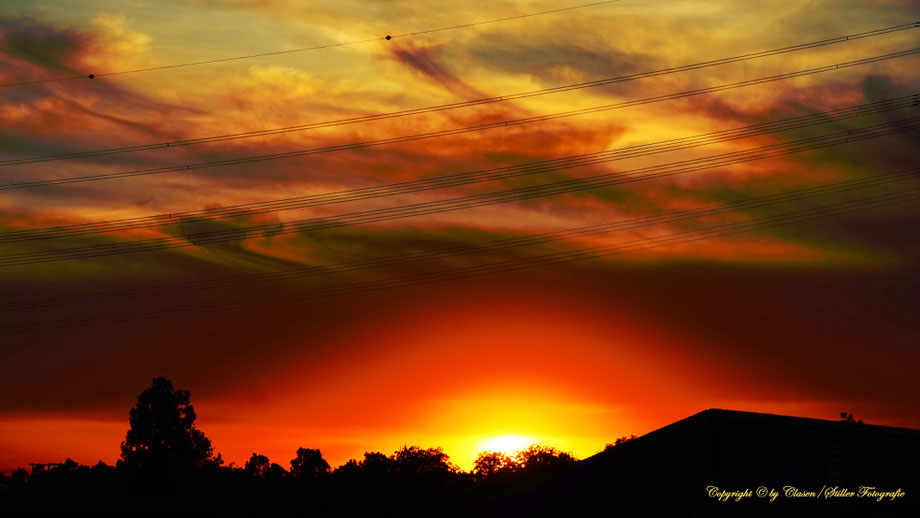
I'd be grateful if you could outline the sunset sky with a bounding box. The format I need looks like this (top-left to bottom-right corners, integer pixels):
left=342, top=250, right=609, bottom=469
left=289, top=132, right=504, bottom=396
left=1, top=0, right=919, bottom=473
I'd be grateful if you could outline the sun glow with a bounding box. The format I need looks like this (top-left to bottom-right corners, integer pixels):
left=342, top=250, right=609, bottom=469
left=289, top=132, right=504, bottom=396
left=476, top=434, right=539, bottom=456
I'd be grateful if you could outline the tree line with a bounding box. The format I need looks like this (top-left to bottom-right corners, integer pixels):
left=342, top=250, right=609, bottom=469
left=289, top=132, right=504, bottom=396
left=1, top=377, right=600, bottom=516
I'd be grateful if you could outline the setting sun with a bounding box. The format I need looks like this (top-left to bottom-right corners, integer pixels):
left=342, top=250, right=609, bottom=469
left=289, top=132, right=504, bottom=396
left=477, top=434, right=539, bottom=456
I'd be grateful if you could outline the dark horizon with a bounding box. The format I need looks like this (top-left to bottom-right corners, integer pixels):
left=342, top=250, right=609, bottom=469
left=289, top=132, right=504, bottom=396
left=5, top=375, right=916, bottom=477
left=3, top=379, right=917, bottom=517
left=1, top=1, right=919, bottom=511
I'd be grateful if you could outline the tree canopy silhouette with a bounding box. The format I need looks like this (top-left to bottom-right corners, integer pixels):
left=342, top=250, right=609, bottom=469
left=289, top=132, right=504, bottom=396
left=290, top=448, right=330, bottom=479
left=515, top=444, right=576, bottom=470
left=472, top=451, right=517, bottom=480
left=472, top=444, right=577, bottom=483
left=118, top=377, right=218, bottom=488
left=245, top=453, right=271, bottom=479
left=360, top=451, right=392, bottom=475
left=391, top=446, right=458, bottom=476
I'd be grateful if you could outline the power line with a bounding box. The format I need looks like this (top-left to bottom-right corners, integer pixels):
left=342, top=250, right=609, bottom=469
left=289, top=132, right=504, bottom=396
left=394, top=0, right=622, bottom=37
left=2, top=47, right=918, bottom=192
left=4, top=118, right=916, bottom=265
left=2, top=20, right=916, bottom=165
left=2, top=166, right=916, bottom=313
left=1, top=117, right=916, bottom=267
left=3, top=95, right=913, bottom=243
left=4, top=184, right=917, bottom=333
left=0, top=1, right=623, bottom=88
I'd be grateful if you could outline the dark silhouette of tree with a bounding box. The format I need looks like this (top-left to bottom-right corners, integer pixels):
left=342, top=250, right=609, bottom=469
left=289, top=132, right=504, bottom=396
left=332, top=458, right=362, bottom=478
left=289, top=448, right=330, bottom=479
left=244, top=453, right=271, bottom=478
left=839, top=412, right=864, bottom=424
left=391, top=446, right=458, bottom=475
left=514, top=444, right=576, bottom=470
left=615, top=434, right=637, bottom=446
left=472, top=451, right=518, bottom=480
left=118, top=377, right=218, bottom=488
left=92, top=461, right=114, bottom=472
left=15, top=458, right=119, bottom=493
left=265, top=463, right=288, bottom=482
left=360, top=451, right=392, bottom=475
left=89, top=461, right=117, bottom=490
left=471, top=444, right=576, bottom=484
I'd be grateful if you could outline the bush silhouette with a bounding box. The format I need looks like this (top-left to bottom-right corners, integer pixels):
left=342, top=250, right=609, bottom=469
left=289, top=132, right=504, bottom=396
left=839, top=411, right=864, bottom=424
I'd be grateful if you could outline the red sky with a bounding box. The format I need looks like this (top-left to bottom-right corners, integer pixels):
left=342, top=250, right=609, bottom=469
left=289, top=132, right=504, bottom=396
left=1, top=0, right=919, bottom=473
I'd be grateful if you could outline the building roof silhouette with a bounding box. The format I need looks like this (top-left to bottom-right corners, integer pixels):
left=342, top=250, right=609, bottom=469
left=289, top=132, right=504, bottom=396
left=550, top=408, right=920, bottom=517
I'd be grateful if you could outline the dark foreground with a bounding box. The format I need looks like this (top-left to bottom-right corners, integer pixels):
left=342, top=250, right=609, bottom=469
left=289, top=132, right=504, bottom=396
left=3, top=409, right=919, bottom=517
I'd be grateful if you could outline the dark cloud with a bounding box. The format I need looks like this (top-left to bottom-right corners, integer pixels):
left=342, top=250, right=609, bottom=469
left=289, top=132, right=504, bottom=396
left=861, top=75, right=915, bottom=102
left=389, top=41, right=489, bottom=100
left=464, top=29, right=659, bottom=89
left=0, top=16, right=89, bottom=73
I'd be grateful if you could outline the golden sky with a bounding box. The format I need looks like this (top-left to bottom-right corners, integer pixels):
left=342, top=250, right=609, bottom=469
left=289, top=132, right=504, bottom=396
left=1, top=0, right=919, bottom=472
